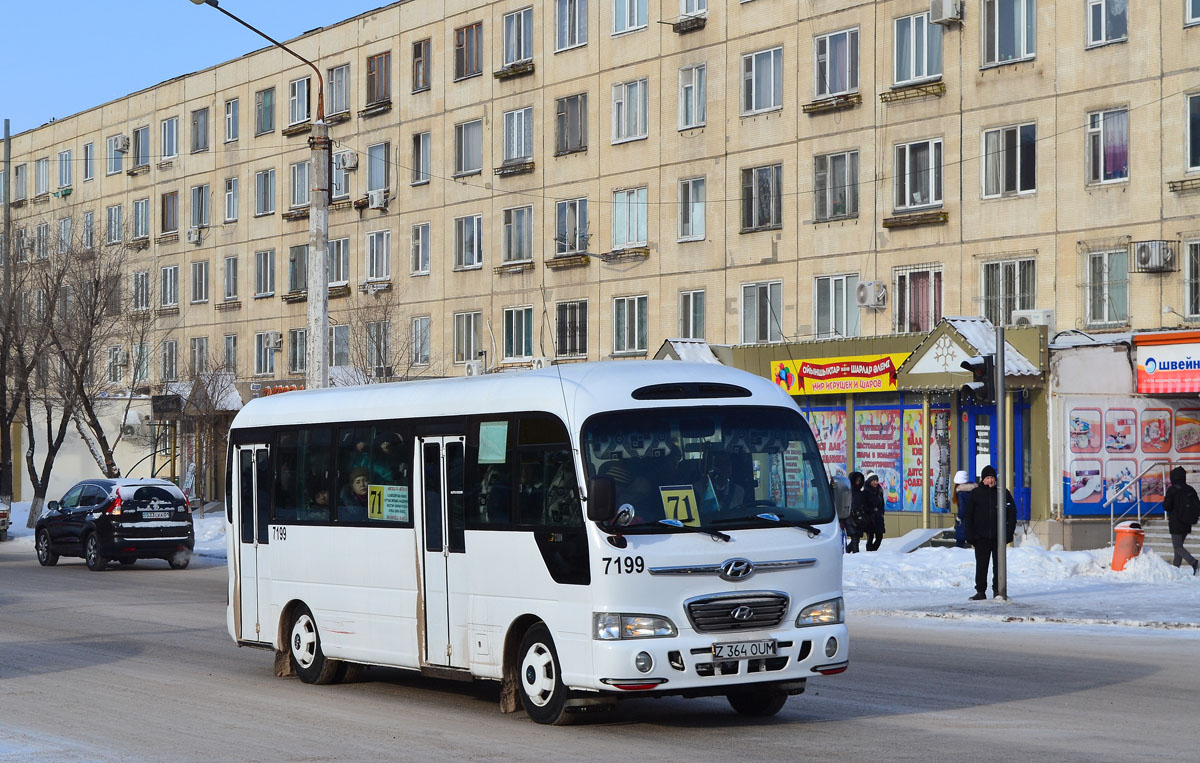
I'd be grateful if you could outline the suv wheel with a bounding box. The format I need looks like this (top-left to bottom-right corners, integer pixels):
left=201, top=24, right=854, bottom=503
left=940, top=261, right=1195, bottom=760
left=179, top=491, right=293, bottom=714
left=36, top=530, right=59, bottom=566
left=84, top=534, right=109, bottom=571
left=168, top=550, right=191, bottom=569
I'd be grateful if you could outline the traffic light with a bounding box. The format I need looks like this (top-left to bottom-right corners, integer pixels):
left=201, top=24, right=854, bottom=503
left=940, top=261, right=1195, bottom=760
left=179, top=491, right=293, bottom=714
left=960, top=354, right=995, bottom=405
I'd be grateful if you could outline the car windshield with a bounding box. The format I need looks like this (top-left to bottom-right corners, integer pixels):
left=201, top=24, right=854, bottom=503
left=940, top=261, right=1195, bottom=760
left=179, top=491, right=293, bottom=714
left=582, top=405, right=833, bottom=533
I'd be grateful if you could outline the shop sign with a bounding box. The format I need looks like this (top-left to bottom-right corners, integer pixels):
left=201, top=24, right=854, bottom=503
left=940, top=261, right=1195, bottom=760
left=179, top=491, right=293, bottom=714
left=771, top=353, right=910, bottom=396
left=1135, top=341, right=1200, bottom=394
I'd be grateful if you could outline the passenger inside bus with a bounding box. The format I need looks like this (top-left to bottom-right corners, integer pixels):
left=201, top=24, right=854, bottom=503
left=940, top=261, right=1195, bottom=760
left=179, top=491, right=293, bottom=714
left=372, top=434, right=406, bottom=483
left=339, top=468, right=370, bottom=520
left=302, top=481, right=332, bottom=521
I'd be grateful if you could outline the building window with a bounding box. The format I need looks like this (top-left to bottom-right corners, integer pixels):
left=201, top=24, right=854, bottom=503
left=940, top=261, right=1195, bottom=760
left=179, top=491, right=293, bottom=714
left=679, top=290, right=705, bottom=339
left=11, top=165, right=25, bottom=201
left=741, top=164, right=783, bottom=231
left=255, top=333, right=276, bottom=376
left=58, top=149, right=72, bottom=188
left=894, top=138, right=943, bottom=210
left=454, top=120, right=483, bottom=176
left=411, top=223, right=431, bottom=275
left=255, top=250, right=275, bottom=296
left=503, top=107, right=534, bottom=162
left=557, top=0, right=588, bottom=50
left=366, top=230, right=391, bottom=280
left=368, top=141, right=390, bottom=192
left=191, top=337, right=209, bottom=376
left=503, top=206, right=533, bottom=263
left=332, top=152, right=350, bottom=199
left=132, top=198, right=149, bottom=239
left=82, top=212, right=93, bottom=250
left=1085, top=249, right=1129, bottom=326
left=288, top=77, right=311, bottom=126
left=290, top=161, right=310, bottom=208
left=741, top=282, right=783, bottom=343
left=106, top=136, right=123, bottom=175
left=366, top=322, right=391, bottom=371
left=1185, top=241, right=1200, bottom=319
left=679, top=64, right=706, bottom=130
left=1190, top=94, right=1200, bottom=171
left=412, top=132, right=431, bottom=185
left=895, top=12, right=942, bottom=85
left=412, top=317, right=431, bottom=366
left=225, top=98, right=239, bottom=142
left=35, top=158, right=49, bottom=197
left=366, top=51, right=392, bottom=104
left=612, top=187, right=648, bottom=249
left=1190, top=0, right=1200, bottom=25
left=614, top=295, right=649, bottom=353
left=191, top=108, right=209, bottom=152
left=255, top=169, right=276, bottom=215
left=1087, top=0, right=1127, bottom=46
left=454, top=214, right=484, bottom=268
left=412, top=40, right=430, bottom=92
left=556, top=301, right=588, bottom=356
left=289, top=328, right=307, bottom=374
left=133, top=271, right=150, bottom=311
left=191, top=260, right=210, bottom=304
left=161, top=265, right=179, bottom=307
left=288, top=245, right=308, bottom=293
left=81, top=143, right=93, bottom=181
left=681, top=0, right=707, bottom=16
left=160, top=192, right=178, bottom=234
left=329, top=237, right=349, bottom=285
left=107, top=347, right=124, bottom=384
left=678, top=177, right=705, bottom=240
left=814, top=150, right=859, bottom=221
left=224, top=255, right=238, bottom=300
left=329, top=64, right=350, bottom=114
left=255, top=88, right=275, bottom=134
left=132, top=342, right=150, bottom=384
left=894, top=266, right=944, bottom=333
left=612, top=79, right=648, bottom=143
left=224, top=335, right=237, bottom=373
left=35, top=223, right=49, bottom=260
left=190, top=184, right=210, bottom=228
left=162, top=341, right=178, bottom=382
left=742, top=47, right=783, bottom=114
left=455, top=22, right=483, bottom=79
left=983, top=123, right=1036, bottom=197
left=161, top=118, right=178, bottom=159
left=815, top=275, right=860, bottom=339
left=815, top=28, right=859, bottom=98
left=106, top=205, right=122, bottom=244
left=983, top=0, right=1036, bottom=65
left=1087, top=108, right=1129, bottom=183
left=504, top=8, right=534, bottom=66
left=58, top=217, right=72, bottom=254
left=329, top=324, right=350, bottom=367
left=555, top=198, right=588, bottom=255
left=504, top=306, right=534, bottom=360
left=555, top=94, right=587, bottom=154
left=225, top=177, right=239, bottom=221
left=613, top=0, right=647, bottom=34
left=982, top=258, right=1035, bottom=326
left=454, top=312, right=482, bottom=364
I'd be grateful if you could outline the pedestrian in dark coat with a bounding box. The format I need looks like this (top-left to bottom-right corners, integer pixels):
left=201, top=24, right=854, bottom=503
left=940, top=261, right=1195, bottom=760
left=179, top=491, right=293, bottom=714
left=964, top=465, right=1016, bottom=600
left=1163, top=466, right=1199, bottom=574
left=953, top=470, right=975, bottom=549
left=863, top=472, right=885, bottom=551
left=845, top=471, right=865, bottom=553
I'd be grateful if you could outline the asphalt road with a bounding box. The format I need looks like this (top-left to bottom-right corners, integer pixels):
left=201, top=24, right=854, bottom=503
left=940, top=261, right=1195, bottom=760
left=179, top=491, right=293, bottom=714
left=1, top=540, right=1196, bottom=762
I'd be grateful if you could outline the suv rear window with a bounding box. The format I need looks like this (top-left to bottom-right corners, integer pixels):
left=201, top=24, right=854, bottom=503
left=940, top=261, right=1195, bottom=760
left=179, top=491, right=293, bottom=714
left=120, top=485, right=187, bottom=506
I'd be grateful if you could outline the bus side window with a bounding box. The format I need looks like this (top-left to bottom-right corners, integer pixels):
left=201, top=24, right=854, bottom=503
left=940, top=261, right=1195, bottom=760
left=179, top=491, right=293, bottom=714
left=336, top=426, right=372, bottom=522
left=301, top=427, right=333, bottom=522
left=274, top=431, right=301, bottom=523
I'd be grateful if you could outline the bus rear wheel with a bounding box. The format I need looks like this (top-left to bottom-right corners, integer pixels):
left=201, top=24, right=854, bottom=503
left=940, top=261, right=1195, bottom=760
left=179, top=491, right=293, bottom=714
left=726, top=687, right=789, bottom=717
left=288, top=604, right=343, bottom=685
left=517, top=623, right=573, bottom=725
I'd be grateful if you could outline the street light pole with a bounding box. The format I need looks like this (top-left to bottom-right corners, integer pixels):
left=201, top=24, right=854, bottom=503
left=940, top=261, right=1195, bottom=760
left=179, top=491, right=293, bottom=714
left=189, top=0, right=329, bottom=389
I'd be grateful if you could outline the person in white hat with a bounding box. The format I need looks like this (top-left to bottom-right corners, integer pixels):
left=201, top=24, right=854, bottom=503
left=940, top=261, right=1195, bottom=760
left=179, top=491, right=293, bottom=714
left=953, top=470, right=975, bottom=549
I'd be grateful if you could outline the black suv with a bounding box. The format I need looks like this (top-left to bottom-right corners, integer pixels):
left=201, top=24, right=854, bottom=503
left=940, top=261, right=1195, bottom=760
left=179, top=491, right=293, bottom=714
left=35, top=479, right=195, bottom=571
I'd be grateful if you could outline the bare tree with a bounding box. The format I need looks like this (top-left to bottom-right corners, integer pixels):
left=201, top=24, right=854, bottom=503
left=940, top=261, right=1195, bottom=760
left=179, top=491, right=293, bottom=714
left=337, top=286, right=445, bottom=386
left=179, top=351, right=241, bottom=503
left=1, top=225, right=37, bottom=504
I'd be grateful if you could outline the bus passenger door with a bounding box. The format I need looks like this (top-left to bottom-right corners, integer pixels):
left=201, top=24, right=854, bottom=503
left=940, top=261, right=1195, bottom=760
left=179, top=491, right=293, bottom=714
left=418, top=436, right=469, bottom=669
left=233, top=445, right=270, bottom=643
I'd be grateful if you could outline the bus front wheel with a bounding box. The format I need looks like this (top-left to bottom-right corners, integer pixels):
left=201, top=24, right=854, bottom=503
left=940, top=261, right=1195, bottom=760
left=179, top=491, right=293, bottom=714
left=726, top=687, right=789, bottom=717
left=517, top=623, right=572, bottom=725
left=288, top=604, right=343, bottom=685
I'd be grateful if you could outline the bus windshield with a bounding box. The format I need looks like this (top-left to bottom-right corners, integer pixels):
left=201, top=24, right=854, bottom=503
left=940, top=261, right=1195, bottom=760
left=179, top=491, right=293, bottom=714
left=582, top=405, right=833, bottom=533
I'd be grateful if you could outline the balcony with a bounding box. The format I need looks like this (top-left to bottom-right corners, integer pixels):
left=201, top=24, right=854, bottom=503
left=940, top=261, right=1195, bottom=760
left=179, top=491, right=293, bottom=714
left=494, top=60, right=534, bottom=81
left=671, top=15, right=706, bottom=34
left=802, top=93, right=862, bottom=115
left=545, top=253, right=590, bottom=270
left=879, top=80, right=946, bottom=104
left=494, top=158, right=535, bottom=177
left=882, top=209, right=949, bottom=228
left=358, top=99, right=392, bottom=119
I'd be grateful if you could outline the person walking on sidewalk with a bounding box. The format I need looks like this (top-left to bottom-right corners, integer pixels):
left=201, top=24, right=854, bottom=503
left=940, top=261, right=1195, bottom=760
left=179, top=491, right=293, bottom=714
left=863, top=472, right=886, bottom=552
left=964, top=465, right=1016, bottom=600
left=845, top=471, right=866, bottom=553
left=953, top=471, right=975, bottom=549
left=1163, top=466, right=1200, bottom=575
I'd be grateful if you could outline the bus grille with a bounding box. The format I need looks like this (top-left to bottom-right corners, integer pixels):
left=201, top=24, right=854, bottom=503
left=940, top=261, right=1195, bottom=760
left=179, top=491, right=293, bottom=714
left=685, top=592, right=789, bottom=633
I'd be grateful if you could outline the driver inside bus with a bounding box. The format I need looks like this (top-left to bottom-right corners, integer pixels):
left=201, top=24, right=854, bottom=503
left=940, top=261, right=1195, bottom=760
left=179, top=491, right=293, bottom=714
left=708, top=452, right=746, bottom=510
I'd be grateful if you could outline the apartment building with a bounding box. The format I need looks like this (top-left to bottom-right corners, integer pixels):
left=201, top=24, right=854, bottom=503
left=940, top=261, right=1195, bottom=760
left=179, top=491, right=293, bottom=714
left=2, top=1, right=1199, bottom=532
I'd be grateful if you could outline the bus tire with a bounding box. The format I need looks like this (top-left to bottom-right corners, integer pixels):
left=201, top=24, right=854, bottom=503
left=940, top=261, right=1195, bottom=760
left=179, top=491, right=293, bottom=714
left=288, top=604, right=342, bottom=685
left=726, top=687, right=789, bottom=717
left=517, top=623, right=573, bottom=725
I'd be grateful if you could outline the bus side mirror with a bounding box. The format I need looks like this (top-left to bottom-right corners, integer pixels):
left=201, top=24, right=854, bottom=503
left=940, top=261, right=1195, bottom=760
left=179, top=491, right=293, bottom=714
left=587, top=476, right=616, bottom=523
left=829, top=475, right=851, bottom=521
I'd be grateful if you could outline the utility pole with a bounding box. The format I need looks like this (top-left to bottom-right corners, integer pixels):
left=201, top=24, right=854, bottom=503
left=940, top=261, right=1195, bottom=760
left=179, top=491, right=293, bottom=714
left=2, top=118, right=12, bottom=501
left=994, top=324, right=1007, bottom=600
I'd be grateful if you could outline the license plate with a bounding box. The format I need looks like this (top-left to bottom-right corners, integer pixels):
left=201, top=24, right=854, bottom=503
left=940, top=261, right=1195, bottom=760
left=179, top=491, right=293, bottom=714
left=142, top=511, right=170, bottom=519
left=712, top=639, right=778, bottom=660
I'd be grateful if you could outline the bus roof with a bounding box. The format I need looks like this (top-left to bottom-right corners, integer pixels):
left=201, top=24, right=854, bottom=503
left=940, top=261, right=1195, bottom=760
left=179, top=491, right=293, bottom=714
left=229, top=360, right=794, bottom=432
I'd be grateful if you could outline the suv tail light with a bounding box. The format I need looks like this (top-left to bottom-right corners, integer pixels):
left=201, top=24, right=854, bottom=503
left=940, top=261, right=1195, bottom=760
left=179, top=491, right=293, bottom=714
left=106, top=489, right=124, bottom=516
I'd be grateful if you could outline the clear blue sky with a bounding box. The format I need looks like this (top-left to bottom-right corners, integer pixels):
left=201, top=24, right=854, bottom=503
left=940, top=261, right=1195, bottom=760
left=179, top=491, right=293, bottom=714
left=1, top=1, right=391, bottom=137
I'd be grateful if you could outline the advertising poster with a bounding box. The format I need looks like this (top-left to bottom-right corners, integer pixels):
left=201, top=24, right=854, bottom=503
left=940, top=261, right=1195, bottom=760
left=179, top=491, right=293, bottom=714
left=1140, top=409, right=1172, bottom=452
left=804, top=410, right=847, bottom=477
left=932, top=410, right=951, bottom=512
left=902, top=410, right=924, bottom=513
left=1177, top=409, right=1200, bottom=452
left=1068, top=460, right=1103, bottom=505
left=1104, top=409, right=1136, bottom=452
left=1140, top=461, right=1168, bottom=503
left=771, top=354, right=909, bottom=396
left=1069, top=408, right=1102, bottom=453
left=854, top=410, right=902, bottom=512
left=1104, top=459, right=1138, bottom=506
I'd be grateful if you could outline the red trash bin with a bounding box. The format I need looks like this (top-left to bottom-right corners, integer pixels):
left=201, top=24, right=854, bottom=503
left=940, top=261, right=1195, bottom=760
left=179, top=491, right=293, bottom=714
left=1111, top=521, right=1144, bottom=572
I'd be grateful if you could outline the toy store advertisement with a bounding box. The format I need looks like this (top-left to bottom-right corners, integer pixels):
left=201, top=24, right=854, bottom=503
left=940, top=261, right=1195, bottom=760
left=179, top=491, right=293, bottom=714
left=854, top=410, right=904, bottom=512
left=804, top=410, right=847, bottom=478
left=1062, top=396, right=1200, bottom=516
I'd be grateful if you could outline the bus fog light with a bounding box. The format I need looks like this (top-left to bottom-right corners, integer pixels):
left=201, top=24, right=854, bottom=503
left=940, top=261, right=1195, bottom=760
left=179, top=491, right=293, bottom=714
left=825, top=637, right=838, bottom=658
left=796, top=597, right=844, bottom=627
left=635, top=651, right=653, bottom=673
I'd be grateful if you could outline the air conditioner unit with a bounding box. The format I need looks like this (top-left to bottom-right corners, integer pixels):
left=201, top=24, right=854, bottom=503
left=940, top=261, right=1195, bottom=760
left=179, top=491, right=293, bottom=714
left=530, top=356, right=553, bottom=370
left=367, top=189, right=388, bottom=210
left=336, top=153, right=358, bottom=170
left=929, top=0, right=963, bottom=24
left=186, top=227, right=202, bottom=244
left=1132, top=240, right=1177, bottom=273
left=373, top=365, right=393, bottom=379
left=464, top=360, right=484, bottom=377
left=114, top=135, right=130, bottom=153
left=1012, top=308, right=1055, bottom=331
left=264, top=331, right=282, bottom=351
left=856, top=281, right=887, bottom=310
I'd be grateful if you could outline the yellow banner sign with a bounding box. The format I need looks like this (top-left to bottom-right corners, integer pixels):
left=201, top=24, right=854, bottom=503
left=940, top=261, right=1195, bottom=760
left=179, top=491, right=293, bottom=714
left=771, top=354, right=910, bottom=396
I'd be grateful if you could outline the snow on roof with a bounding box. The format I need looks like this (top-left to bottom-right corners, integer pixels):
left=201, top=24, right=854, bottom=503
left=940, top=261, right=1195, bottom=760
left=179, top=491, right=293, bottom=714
left=945, top=316, right=1040, bottom=376
left=660, top=338, right=723, bottom=364
left=1049, top=330, right=1133, bottom=350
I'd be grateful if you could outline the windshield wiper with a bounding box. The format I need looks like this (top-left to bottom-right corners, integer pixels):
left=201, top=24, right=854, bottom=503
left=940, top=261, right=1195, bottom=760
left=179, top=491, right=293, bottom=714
left=712, top=512, right=822, bottom=536
left=657, top=518, right=731, bottom=542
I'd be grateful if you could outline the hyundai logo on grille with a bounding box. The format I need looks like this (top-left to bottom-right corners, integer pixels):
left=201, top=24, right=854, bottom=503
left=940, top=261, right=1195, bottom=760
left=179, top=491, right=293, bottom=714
left=729, top=605, right=755, bottom=621
left=719, top=558, right=755, bottom=581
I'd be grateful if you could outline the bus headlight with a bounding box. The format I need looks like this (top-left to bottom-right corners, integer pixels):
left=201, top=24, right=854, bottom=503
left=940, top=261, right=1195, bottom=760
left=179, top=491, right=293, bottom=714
left=593, top=613, right=678, bottom=640
left=795, top=597, right=844, bottom=627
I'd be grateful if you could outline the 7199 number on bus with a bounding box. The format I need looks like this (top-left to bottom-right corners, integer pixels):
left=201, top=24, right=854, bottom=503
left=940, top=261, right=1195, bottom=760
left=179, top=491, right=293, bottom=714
left=602, top=556, right=645, bottom=574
